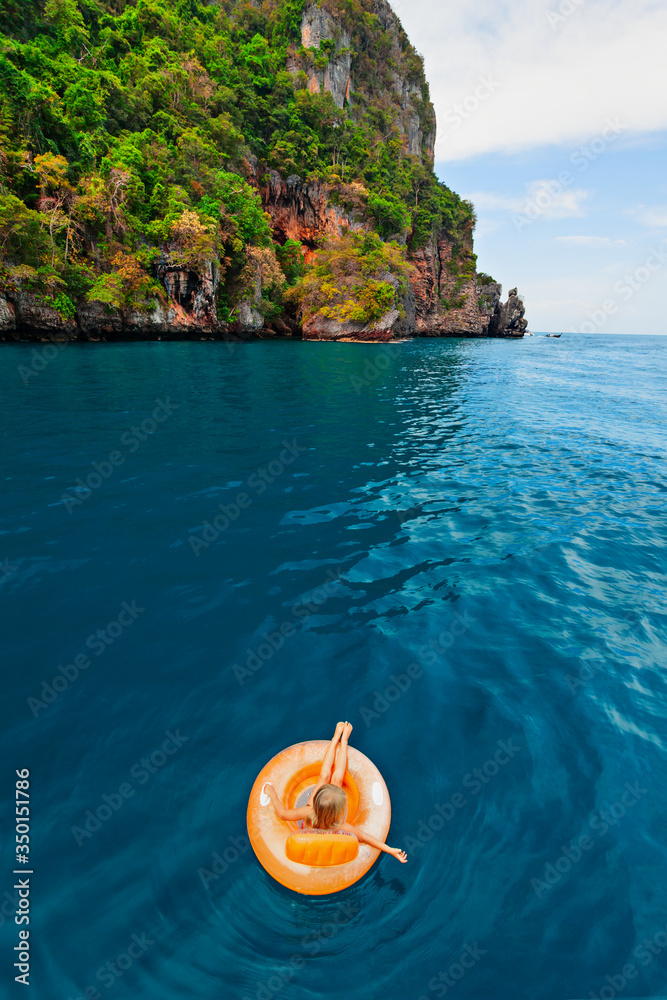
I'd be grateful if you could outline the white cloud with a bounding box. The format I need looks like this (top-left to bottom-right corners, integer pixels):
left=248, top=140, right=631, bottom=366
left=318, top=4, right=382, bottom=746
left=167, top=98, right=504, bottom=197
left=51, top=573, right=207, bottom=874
left=388, top=0, right=667, bottom=161
left=465, top=191, right=523, bottom=213
left=630, top=205, right=667, bottom=228
left=526, top=181, right=588, bottom=219
left=465, top=181, right=589, bottom=220
left=556, top=235, right=627, bottom=246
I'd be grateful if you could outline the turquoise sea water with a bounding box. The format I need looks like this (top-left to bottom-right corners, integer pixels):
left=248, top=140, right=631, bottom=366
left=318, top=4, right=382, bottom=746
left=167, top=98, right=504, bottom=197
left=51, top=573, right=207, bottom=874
left=1, top=335, right=666, bottom=1000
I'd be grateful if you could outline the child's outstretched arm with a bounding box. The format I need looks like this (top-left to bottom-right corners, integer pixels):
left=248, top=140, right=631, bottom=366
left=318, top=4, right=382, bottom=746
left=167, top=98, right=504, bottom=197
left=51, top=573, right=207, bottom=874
left=263, top=783, right=311, bottom=822
left=341, top=824, right=407, bottom=863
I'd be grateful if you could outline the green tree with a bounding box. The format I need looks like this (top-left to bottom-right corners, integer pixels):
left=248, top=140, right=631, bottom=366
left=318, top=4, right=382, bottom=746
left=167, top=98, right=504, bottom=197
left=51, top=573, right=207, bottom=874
left=276, top=239, right=304, bottom=286
left=87, top=250, right=158, bottom=314
left=44, top=0, right=89, bottom=51
left=34, top=154, right=74, bottom=266
left=169, top=210, right=220, bottom=272
left=288, top=231, right=412, bottom=325
left=367, top=193, right=411, bottom=240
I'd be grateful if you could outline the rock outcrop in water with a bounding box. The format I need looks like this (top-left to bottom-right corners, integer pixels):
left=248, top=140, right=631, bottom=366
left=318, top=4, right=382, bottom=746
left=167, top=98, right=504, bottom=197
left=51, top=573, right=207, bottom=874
left=487, top=287, right=529, bottom=338
left=0, top=0, right=526, bottom=343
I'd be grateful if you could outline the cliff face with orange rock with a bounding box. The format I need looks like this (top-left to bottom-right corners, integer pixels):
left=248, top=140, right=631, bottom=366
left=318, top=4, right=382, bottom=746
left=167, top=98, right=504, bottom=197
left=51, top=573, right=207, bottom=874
left=257, top=174, right=526, bottom=341
left=255, top=173, right=525, bottom=341
left=257, top=1, right=525, bottom=342
left=260, top=172, right=365, bottom=250
left=408, top=233, right=526, bottom=339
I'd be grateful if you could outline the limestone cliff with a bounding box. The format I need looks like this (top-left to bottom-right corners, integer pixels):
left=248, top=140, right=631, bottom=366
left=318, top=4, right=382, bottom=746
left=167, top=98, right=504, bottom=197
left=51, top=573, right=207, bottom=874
left=0, top=0, right=525, bottom=343
left=487, top=288, right=528, bottom=338
left=287, top=6, right=353, bottom=112
left=262, top=0, right=527, bottom=340
left=261, top=0, right=525, bottom=341
left=261, top=171, right=365, bottom=247
left=287, top=1, right=435, bottom=164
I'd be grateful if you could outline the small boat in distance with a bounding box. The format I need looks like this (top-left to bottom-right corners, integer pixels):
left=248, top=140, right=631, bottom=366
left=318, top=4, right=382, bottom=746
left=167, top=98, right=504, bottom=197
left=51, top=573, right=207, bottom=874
left=545, top=334, right=562, bottom=338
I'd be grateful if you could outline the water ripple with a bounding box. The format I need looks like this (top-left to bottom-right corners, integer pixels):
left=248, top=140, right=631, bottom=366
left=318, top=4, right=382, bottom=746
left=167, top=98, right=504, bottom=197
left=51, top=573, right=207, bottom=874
left=0, top=337, right=666, bottom=1000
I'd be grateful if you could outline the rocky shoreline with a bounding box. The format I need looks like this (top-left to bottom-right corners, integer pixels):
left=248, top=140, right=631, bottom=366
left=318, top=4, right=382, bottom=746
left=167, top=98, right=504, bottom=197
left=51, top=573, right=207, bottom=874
left=0, top=284, right=526, bottom=344
left=0, top=195, right=527, bottom=343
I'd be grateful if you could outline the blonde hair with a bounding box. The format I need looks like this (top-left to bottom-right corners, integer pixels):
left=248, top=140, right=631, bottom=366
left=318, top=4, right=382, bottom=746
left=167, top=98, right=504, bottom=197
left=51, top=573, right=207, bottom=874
left=310, top=784, right=347, bottom=830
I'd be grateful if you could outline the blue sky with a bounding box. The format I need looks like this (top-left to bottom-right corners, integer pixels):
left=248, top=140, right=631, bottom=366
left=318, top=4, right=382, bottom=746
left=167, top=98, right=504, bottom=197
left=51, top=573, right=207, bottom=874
left=388, top=0, right=667, bottom=334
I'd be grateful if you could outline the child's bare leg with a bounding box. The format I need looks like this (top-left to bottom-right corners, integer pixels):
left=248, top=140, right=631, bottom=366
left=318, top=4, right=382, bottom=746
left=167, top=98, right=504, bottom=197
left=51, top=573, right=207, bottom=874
left=331, top=722, right=353, bottom=787
left=309, top=723, right=345, bottom=803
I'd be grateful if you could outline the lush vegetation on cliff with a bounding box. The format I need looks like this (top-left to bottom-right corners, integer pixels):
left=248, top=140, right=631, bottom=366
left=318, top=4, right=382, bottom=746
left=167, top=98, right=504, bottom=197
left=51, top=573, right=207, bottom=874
left=0, top=0, right=475, bottom=327
left=287, top=230, right=411, bottom=325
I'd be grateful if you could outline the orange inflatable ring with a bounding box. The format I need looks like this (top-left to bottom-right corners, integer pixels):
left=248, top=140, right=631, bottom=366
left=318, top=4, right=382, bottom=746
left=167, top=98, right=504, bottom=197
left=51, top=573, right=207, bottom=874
left=247, top=741, right=391, bottom=895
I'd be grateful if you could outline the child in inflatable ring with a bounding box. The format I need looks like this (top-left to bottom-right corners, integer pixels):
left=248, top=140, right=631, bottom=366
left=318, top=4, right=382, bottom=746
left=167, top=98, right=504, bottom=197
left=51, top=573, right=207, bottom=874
left=264, top=722, right=407, bottom=863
